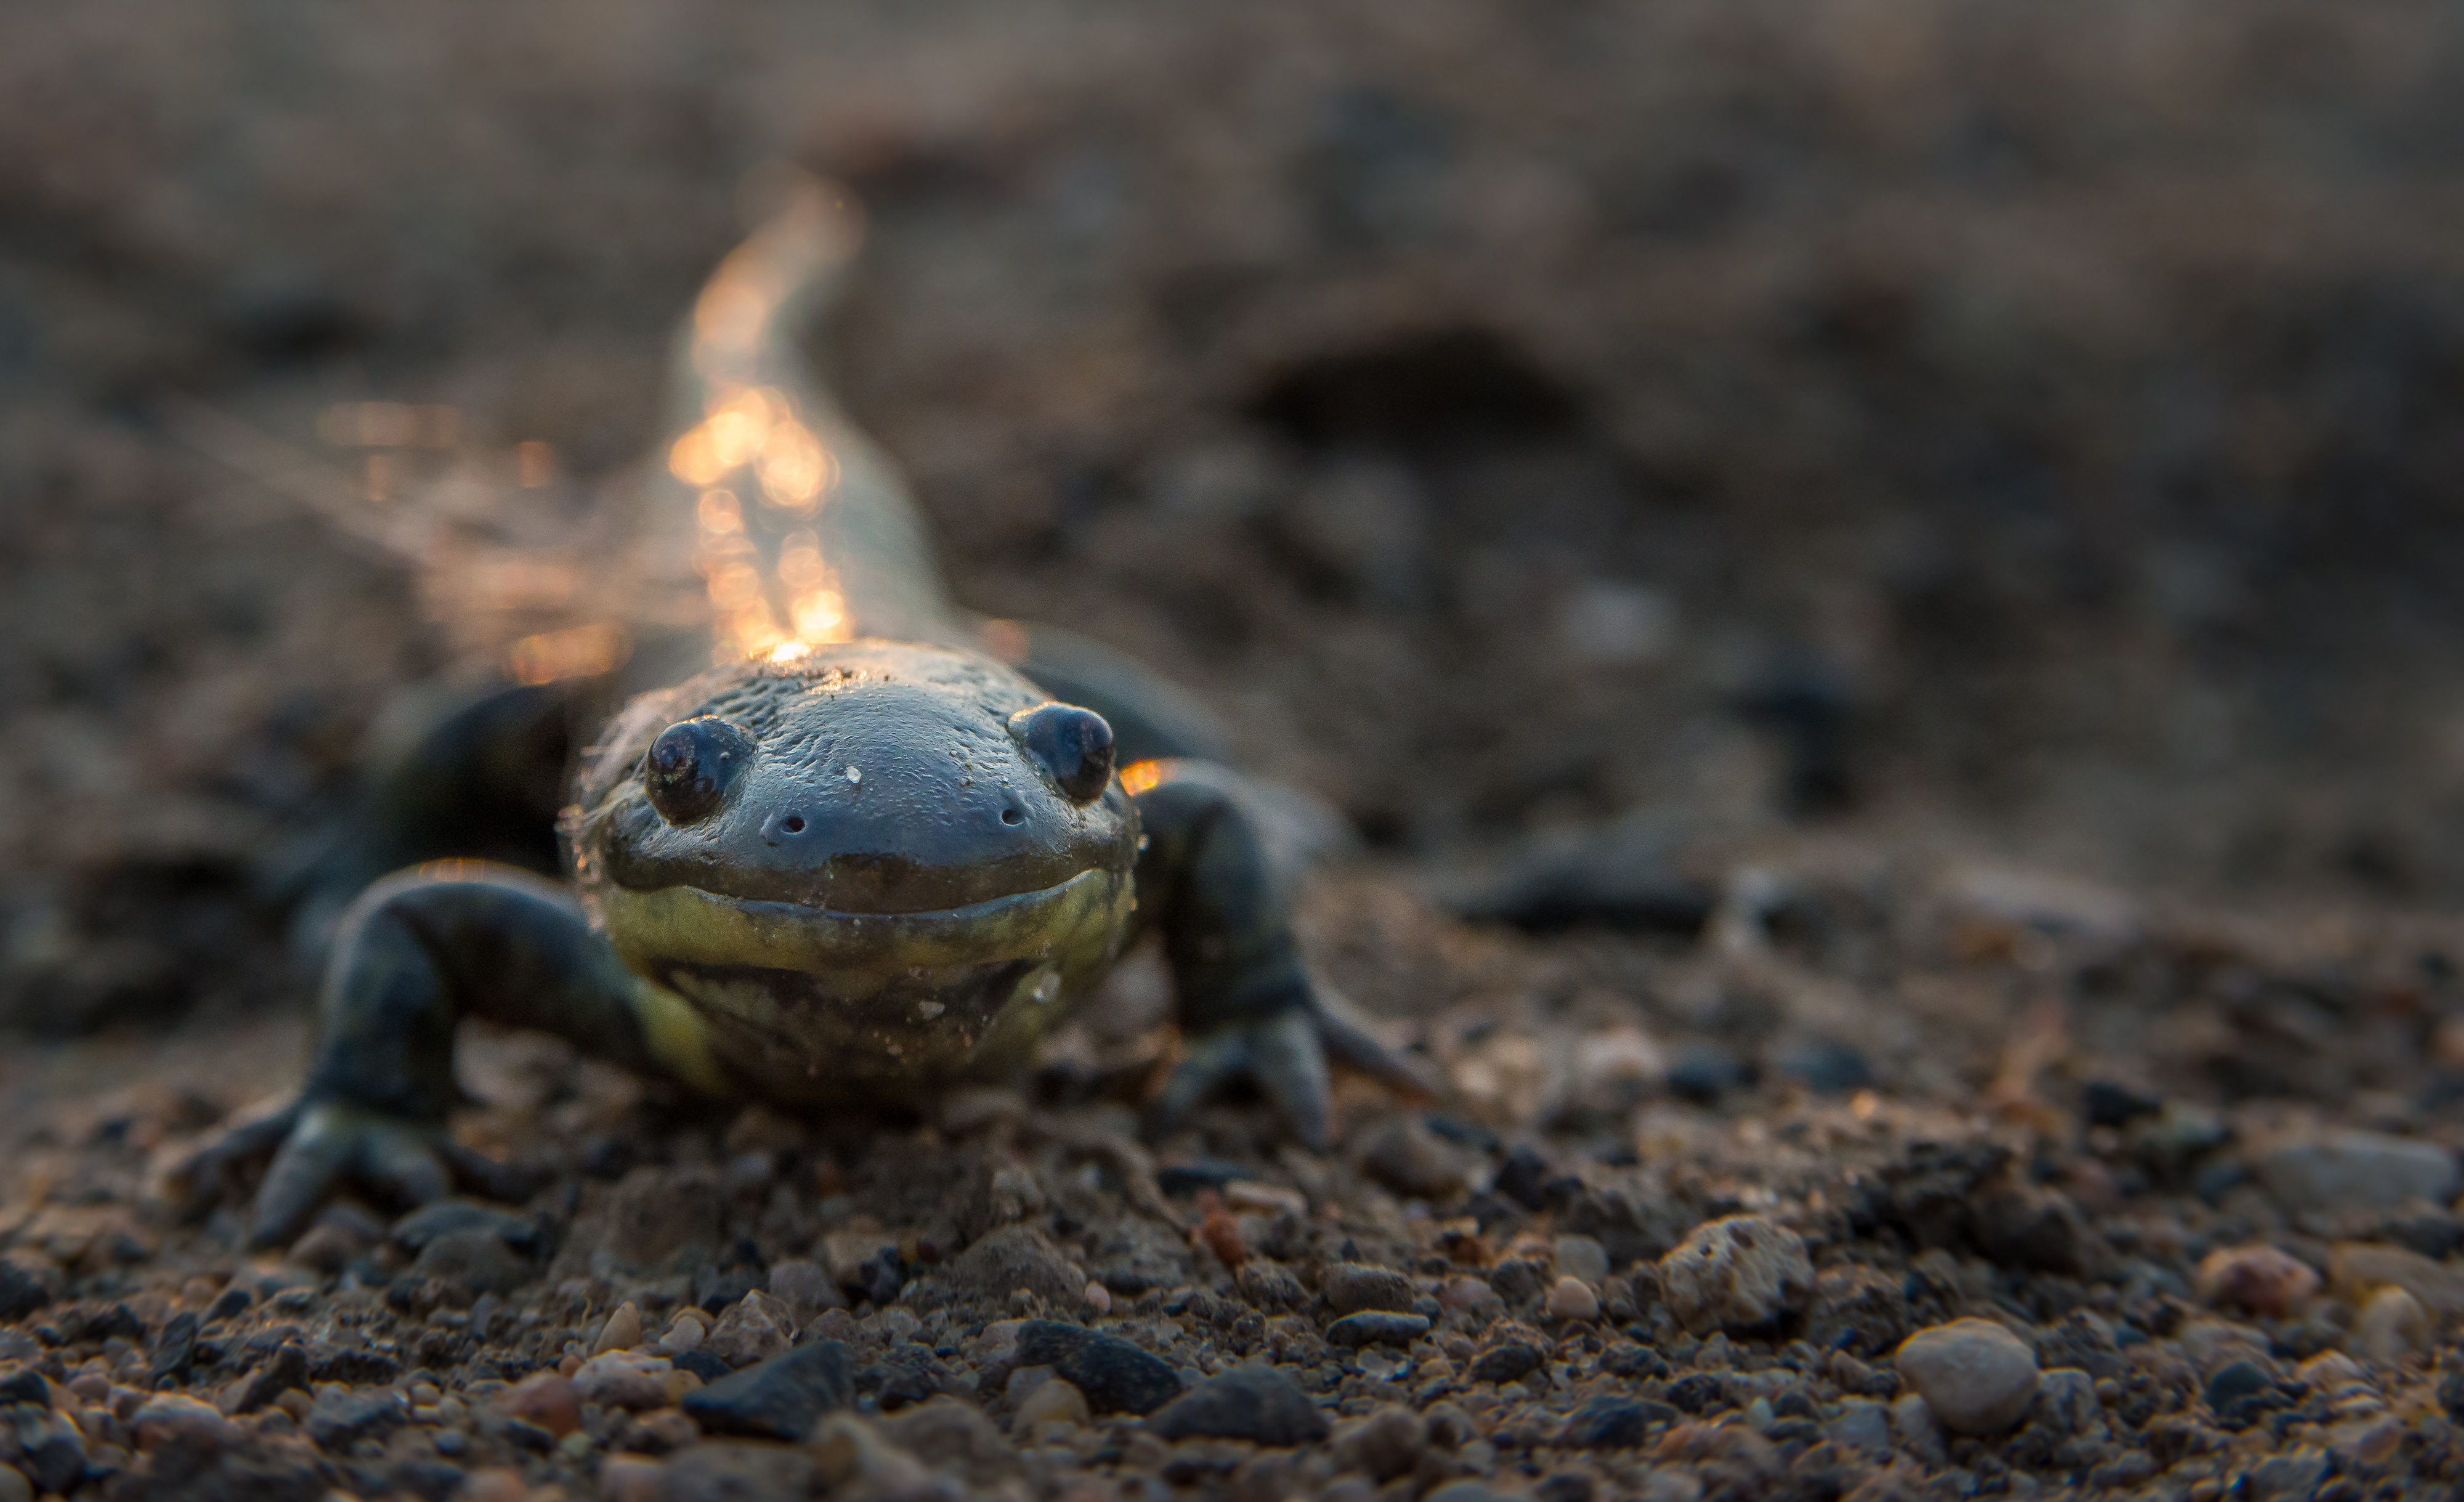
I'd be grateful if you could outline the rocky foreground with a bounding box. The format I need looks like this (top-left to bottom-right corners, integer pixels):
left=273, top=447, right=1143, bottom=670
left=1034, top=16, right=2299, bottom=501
left=0, top=861, right=2460, bottom=1501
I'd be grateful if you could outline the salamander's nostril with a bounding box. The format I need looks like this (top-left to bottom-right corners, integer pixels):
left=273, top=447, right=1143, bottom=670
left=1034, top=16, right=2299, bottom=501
left=1000, top=806, right=1024, bottom=827
left=781, top=815, right=806, bottom=835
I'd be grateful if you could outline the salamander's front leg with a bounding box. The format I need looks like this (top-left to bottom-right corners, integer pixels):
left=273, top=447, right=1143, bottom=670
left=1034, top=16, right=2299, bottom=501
left=1129, top=760, right=1427, bottom=1148
left=185, top=862, right=722, bottom=1246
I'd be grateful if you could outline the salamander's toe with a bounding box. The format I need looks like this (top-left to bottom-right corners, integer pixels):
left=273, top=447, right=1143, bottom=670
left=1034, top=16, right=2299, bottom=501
left=229, top=1100, right=521, bottom=1250
left=1146, top=978, right=1430, bottom=1151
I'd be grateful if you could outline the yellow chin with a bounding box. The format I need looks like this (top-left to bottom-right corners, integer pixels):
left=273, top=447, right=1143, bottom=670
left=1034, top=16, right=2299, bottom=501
left=593, top=866, right=1135, bottom=1105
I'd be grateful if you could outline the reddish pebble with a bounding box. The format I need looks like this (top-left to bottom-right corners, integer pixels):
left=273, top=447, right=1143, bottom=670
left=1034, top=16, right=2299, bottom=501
left=2194, top=1244, right=2320, bottom=1318
left=495, top=1371, right=583, bottom=1438
left=597, top=1454, right=665, bottom=1502
left=458, top=1466, right=530, bottom=1502
left=1197, top=1207, right=1247, bottom=1268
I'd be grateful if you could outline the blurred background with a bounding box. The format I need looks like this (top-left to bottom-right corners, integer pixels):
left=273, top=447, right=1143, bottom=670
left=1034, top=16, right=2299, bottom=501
left=7, top=0, right=2464, bottom=1038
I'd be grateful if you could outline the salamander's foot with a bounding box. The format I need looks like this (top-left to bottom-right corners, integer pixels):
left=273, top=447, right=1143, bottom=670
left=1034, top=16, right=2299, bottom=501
left=179, top=1098, right=535, bottom=1249
left=1146, top=977, right=1433, bottom=1150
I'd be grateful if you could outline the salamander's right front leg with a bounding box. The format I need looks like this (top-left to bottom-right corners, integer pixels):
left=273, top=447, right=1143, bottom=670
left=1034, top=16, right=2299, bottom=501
left=184, top=863, right=720, bottom=1247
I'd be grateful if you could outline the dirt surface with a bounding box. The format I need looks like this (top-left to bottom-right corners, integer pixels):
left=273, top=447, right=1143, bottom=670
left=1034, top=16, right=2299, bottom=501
left=9, top=1, right=2464, bottom=1498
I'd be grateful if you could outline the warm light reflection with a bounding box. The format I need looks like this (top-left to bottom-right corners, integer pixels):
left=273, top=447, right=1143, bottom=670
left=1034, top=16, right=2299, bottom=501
left=1119, top=759, right=1173, bottom=798
left=507, top=622, right=630, bottom=684
left=756, top=418, right=832, bottom=510
left=671, top=176, right=862, bottom=663
left=667, top=382, right=839, bottom=514
left=697, top=488, right=745, bottom=534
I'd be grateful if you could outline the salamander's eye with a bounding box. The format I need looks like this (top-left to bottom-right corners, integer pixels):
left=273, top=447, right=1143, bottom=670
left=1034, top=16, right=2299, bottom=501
left=644, top=718, right=753, bottom=824
left=1011, top=702, right=1115, bottom=805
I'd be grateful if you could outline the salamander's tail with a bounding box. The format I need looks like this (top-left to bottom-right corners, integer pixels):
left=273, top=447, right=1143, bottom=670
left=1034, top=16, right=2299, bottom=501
left=640, top=169, right=958, bottom=659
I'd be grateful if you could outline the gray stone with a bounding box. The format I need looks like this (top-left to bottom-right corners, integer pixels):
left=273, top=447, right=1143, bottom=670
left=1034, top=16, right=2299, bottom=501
left=1, top=1405, right=79, bottom=1493
left=1322, top=1262, right=1416, bottom=1314
left=389, top=1200, right=541, bottom=1256
left=2258, top=1132, right=2459, bottom=1219
left=1825, top=1398, right=1892, bottom=1457
left=1552, top=1236, right=1610, bottom=1285
left=1148, top=1365, right=1329, bottom=1446
left=1327, top=1311, right=1431, bottom=1348
left=1331, top=1407, right=1425, bottom=1481
left=2239, top=1450, right=2330, bottom=1502
left=2032, top=1368, right=2102, bottom=1436
left=1561, top=1394, right=1676, bottom=1450
left=410, top=1228, right=535, bottom=1294
left=304, top=1387, right=406, bottom=1448
left=947, top=1227, right=1084, bottom=1306
left=1357, top=1118, right=1472, bottom=1200
left=878, top=1397, right=1022, bottom=1487
left=681, top=1339, right=854, bottom=1440
left=1014, top=1321, right=1183, bottom=1415
left=1895, top=1319, right=2040, bottom=1436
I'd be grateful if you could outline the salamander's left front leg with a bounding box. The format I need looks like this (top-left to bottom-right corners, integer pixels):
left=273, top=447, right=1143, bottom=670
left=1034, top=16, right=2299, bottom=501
left=1129, top=761, right=1428, bottom=1147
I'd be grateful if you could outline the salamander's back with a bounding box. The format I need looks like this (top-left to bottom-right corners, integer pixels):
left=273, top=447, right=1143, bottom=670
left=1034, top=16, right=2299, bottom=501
left=632, top=173, right=963, bottom=664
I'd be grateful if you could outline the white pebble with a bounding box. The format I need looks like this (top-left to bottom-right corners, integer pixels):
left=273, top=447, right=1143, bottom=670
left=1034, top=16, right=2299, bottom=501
left=1894, top=1318, right=2041, bottom=1436
left=1546, top=1275, right=1600, bottom=1322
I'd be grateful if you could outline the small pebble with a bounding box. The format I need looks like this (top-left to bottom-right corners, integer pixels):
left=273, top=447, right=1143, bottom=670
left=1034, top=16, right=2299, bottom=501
left=130, top=1394, right=232, bottom=1451
left=596, top=1454, right=665, bottom=1502
left=704, top=1289, right=793, bottom=1368
left=1894, top=1318, right=2041, bottom=1436
left=1552, top=1236, right=1610, bottom=1286
left=1082, top=1280, right=1112, bottom=1313
left=653, top=1310, right=708, bottom=1357
left=681, top=1339, right=855, bottom=1441
left=2258, top=1132, right=2460, bottom=1218
left=1148, top=1364, right=1330, bottom=1445
left=1196, top=1206, right=1247, bottom=1267
left=2354, top=1285, right=2431, bottom=1362
left=594, top=1301, right=644, bottom=1355
left=1014, top=1377, right=1092, bottom=1431
left=1224, top=1180, right=1308, bottom=1216
left=1658, top=1216, right=1814, bottom=1334
left=1546, top=1275, right=1600, bottom=1321
left=1327, top=1311, right=1432, bottom=1348
left=2195, top=1244, right=2320, bottom=1317
left=1014, top=1321, right=1183, bottom=1415
left=1324, top=1263, right=1417, bottom=1315
left=459, top=1468, right=530, bottom=1502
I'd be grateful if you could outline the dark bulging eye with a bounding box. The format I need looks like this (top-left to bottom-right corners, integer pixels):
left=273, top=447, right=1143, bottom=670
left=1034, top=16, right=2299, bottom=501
left=1011, top=702, right=1115, bottom=805
left=644, top=718, right=753, bottom=824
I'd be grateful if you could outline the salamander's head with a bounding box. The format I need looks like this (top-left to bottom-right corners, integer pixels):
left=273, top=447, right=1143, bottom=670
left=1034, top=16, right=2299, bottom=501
left=567, top=640, right=1138, bottom=1100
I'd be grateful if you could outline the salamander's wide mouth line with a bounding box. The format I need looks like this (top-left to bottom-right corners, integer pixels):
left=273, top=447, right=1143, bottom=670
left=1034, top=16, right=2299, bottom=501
left=596, top=864, right=1132, bottom=977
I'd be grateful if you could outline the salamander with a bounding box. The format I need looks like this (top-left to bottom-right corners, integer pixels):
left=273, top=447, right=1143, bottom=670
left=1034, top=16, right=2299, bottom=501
left=193, top=178, right=1422, bottom=1246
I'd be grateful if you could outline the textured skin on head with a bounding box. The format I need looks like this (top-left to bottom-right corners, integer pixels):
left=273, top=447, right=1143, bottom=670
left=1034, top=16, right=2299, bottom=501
left=567, top=640, right=1138, bottom=917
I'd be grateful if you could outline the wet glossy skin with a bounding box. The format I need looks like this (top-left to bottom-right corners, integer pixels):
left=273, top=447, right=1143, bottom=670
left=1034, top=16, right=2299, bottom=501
left=568, top=642, right=1140, bottom=1100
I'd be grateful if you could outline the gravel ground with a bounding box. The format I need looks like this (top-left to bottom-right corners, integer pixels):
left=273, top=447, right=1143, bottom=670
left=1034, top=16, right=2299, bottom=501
left=9, top=2, right=2464, bottom=1499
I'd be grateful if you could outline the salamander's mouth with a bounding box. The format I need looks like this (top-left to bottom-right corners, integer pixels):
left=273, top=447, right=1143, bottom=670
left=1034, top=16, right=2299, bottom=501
left=595, top=865, right=1132, bottom=981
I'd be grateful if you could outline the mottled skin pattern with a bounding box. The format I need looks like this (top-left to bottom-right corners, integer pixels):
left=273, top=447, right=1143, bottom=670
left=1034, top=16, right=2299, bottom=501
left=190, top=185, right=1420, bottom=1246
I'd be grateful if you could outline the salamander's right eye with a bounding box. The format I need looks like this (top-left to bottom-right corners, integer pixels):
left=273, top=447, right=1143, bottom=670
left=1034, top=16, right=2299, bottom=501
left=644, top=718, right=753, bottom=824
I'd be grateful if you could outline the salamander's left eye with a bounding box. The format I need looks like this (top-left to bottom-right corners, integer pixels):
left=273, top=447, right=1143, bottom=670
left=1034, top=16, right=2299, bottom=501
left=1011, top=702, right=1115, bottom=805
left=644, top=718, right=753, bottom=824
